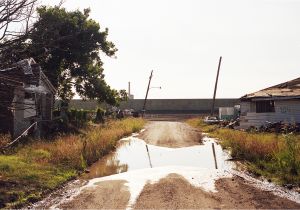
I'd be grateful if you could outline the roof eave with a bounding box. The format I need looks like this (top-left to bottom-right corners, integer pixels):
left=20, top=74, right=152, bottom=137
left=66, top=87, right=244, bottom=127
left=241, top=95, right=300, bottom=101
left=40, top=71, right=56, bottom=95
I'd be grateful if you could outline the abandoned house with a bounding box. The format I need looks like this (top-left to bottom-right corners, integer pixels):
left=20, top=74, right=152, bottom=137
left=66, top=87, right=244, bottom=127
left=0, top=58, right=56, bottom=138
left=240, top=77, right=300, bottom=128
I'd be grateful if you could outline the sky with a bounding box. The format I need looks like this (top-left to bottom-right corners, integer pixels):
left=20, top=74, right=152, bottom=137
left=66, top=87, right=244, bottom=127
left=41, top=0, right=300, bottom=99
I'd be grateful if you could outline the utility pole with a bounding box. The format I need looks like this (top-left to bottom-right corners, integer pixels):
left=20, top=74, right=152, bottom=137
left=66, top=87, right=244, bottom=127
left=142, top=70, right=153, bottom=117
left=211, top=56, right=222, bottom=116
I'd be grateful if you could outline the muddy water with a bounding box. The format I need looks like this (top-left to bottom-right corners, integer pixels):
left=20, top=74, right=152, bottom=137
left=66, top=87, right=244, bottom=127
left=32, top=132, right=300, bottom=208
left=32, top=133, right=233, bottom=208
left=82, top=135, right=233, bottom=180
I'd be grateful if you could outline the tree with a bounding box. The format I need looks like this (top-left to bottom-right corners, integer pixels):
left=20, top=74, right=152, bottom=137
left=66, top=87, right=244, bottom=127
left=27, top=6, right=118, bottom=104
left=0, top=0, right=37, bottom=67
left=118, top=89, right=128, bottom=102
left=0, top=0, right=37, bottom=43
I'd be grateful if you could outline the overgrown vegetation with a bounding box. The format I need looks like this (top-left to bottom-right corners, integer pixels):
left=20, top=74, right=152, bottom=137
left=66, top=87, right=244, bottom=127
left=1, top=2, right=128, bottom=105
left=187, top=118, right=218, bottom=133
left=187, top=118, right=300, bottom=185
left=0, top=118, right=145, bottom=208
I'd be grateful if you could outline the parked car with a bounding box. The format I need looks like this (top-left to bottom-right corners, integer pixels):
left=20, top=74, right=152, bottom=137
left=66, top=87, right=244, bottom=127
left=203, top=116, right=222, bottom=124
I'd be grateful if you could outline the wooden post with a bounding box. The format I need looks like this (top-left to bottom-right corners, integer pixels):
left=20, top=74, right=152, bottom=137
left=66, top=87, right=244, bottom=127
left=211, top=56, right=222, bottom=116
left=142, top=70, right=153, bottom=117
left=146, top=144, right=153, bottom=168
left=212, top=143, right=218, bottom=169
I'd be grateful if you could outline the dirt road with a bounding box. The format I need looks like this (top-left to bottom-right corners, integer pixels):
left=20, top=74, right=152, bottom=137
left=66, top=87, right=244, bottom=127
left=139, top=121, right=202, bottom=147
left=134, top=174, right=299, bottom=209
left=60, top=180, right=130, bottom=209
left=52, top=121, right=300, bottom=209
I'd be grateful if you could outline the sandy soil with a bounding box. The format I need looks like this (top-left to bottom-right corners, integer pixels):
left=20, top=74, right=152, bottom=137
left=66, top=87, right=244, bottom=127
left=139, top=121, right=202, bottom=148
left=59, top=180, right=130, bottom=209
left=134, top=173, right=300, bottom=209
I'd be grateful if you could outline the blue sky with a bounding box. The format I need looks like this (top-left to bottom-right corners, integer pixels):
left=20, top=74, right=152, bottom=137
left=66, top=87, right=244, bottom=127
left=42, top=0, right=300, bottom=99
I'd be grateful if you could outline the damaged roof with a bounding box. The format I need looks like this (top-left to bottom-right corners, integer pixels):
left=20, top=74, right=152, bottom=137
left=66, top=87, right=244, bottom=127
left=0, top=58, right=56, bottom=94
left=241, top=77, right=300, bottom=100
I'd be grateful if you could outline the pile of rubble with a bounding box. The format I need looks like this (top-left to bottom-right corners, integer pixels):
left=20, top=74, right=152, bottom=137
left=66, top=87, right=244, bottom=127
left=246, top=121, right=300, bottom=134
left=218, top=119, right=240, bottom=129
left=218, top=120, right=300, bottom=134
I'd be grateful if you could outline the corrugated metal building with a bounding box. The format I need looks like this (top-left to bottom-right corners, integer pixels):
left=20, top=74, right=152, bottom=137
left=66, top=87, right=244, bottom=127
left=240, top=77, right=300, bottom=128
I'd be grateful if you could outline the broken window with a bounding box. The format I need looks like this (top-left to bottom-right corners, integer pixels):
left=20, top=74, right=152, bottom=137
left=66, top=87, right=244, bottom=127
left=25, top=92, right=35, bottom=100
left=24, top=92, right=36, bottom=118
left=256, top=100, right=275, bottom=113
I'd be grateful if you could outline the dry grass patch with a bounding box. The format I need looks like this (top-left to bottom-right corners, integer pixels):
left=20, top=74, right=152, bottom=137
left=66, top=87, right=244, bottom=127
left=0, top=134, right=10, bottom=148
left=0, top=118, right=145, bottom=208
left=187, top=118, right=300, bottom=185
left=186, top=118, right=217, bottom=133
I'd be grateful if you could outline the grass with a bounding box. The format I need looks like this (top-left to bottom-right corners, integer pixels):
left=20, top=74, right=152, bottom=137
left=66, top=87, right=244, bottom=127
left=187, top=118, right=300, bottom=185
left=186, top=118, right=218, bottom=133
left=0, top=118, right=145, bottom=208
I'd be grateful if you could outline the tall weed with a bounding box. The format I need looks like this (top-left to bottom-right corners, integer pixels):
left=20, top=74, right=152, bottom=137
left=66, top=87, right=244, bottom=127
left=0, top=118, right=145, bottom=208
left=187, top=118, right=300, bottom=184
left=215, top=129, right=300, bottom=183
left=275, top=135, right=300, bottom=175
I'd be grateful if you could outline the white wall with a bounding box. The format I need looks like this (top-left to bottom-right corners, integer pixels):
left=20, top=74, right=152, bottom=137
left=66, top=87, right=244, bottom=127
left=240, top=99, right=300, bottom=128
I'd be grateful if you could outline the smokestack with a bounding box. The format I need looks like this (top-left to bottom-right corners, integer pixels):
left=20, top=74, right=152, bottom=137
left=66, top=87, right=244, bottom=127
left=128, top=82, right=131, bottom=96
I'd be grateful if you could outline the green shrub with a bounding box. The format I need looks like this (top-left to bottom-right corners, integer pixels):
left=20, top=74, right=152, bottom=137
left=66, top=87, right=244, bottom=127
left=94, top=108, right=105, bottom=123
left=68, top=109, right=94, bottom=127
left=275, top=135, right=300, bottom=175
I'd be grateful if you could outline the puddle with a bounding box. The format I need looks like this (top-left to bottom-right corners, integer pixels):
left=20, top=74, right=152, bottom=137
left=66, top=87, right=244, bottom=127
left=34, top=134, right=233, bottom=208
left=86, top=166, right=232, bottom=209
left=82, top=135, right=233, bottom=180
left=33, top=132, right=300, bottom=208
left=77, top=135, right=235, bottom=208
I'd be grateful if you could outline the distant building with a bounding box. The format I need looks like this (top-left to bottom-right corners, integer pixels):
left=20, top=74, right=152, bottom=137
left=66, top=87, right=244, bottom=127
left=240, top=77, right=300, bottom=128
left=127, top=82, right=134, bottom=99
left=0, top=58, right=56, bottom=138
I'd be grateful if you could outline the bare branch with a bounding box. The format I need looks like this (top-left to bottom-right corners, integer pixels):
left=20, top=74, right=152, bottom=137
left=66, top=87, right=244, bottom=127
left=0, top=0, right=37, bottom=43
left=58, top=0, right=66, bottom=8
left=0, top=22, right=9, bottom=40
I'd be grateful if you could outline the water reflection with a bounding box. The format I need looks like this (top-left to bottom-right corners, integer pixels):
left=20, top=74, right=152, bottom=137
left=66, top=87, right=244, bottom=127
left=82, top=135, right=233, bottom=180
left=82, top=159, right=128, bottom=180
left=33, top=134, right=300, bottom=209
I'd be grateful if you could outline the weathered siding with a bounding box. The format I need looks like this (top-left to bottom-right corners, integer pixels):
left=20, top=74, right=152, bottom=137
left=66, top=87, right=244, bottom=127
left=240, top=99, right=300, bottom=128
left=12, top=87, right=31, bottom=137
left=24, top=99, right=36, bottom=118
left=240, top=102, right=251, bottom=116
